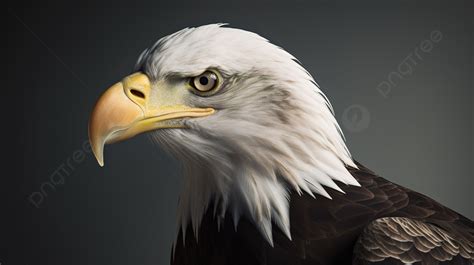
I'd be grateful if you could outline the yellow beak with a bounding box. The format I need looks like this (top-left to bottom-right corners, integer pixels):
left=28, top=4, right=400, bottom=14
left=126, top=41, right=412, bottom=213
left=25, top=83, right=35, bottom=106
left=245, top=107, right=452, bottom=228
left=88, top=72, right=214, bottom=166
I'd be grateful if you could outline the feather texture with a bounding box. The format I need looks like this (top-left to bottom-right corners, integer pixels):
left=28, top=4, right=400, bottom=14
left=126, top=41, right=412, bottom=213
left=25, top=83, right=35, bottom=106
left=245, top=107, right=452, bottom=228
left=172, top=163, right=474, bottom=265
left=136, top=24, right=358, bottom=244
left=131, top=25, right=473, bottom=264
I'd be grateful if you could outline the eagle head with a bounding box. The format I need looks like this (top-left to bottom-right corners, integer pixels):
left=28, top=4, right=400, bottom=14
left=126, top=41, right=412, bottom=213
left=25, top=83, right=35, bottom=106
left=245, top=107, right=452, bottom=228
left=89, top=24, right=359, bottom=245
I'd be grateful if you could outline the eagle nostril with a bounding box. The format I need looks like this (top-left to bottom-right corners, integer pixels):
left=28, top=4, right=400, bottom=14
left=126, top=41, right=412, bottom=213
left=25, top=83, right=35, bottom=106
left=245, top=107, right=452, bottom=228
left=130, top=89, right=145, bottom=99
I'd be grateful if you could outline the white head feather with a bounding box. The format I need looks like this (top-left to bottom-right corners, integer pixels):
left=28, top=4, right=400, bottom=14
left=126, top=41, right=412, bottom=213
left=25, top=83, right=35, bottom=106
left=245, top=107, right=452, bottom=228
left=134, top=24, right=359, bottom=246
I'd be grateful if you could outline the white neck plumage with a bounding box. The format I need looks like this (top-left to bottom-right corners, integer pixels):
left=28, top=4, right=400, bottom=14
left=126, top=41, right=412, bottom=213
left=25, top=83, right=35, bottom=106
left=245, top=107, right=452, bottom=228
left=161, top=80, right=360, bottom=248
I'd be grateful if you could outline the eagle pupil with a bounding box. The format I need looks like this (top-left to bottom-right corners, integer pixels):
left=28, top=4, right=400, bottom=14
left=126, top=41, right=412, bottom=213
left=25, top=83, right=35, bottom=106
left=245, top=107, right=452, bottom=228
left=199, top=76, right=209, bottom=85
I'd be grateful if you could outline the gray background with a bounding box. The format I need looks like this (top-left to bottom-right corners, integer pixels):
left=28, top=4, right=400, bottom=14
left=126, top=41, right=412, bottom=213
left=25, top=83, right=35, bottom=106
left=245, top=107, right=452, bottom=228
left=5, top=0, right=472, bottom=265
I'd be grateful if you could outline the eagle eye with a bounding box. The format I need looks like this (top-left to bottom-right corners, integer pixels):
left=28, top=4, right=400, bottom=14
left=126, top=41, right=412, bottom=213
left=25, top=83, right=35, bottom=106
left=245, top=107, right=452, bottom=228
left=190, top=71, right=219, bottom=93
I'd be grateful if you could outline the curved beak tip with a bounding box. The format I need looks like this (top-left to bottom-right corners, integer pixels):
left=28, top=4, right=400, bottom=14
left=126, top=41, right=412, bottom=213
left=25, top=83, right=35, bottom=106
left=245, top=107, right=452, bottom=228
left=96, top=154, right=105, bottom=167
left=89, top=137, right=105, bottom=167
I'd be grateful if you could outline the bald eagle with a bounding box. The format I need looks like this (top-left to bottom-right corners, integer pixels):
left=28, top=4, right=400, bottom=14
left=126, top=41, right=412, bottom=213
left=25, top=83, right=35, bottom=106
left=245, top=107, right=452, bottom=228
left=89, top=24, right=473, bottom=265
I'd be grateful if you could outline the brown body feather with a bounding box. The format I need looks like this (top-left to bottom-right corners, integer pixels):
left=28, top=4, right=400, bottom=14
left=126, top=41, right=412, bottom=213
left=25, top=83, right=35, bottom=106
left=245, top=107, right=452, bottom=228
left=172, top=162, right=473, bottom=265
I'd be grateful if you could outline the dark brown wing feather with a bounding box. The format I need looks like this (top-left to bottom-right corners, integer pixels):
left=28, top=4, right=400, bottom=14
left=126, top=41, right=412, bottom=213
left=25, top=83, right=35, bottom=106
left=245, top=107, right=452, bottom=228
left=172, top=162, right=474, bottom=265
